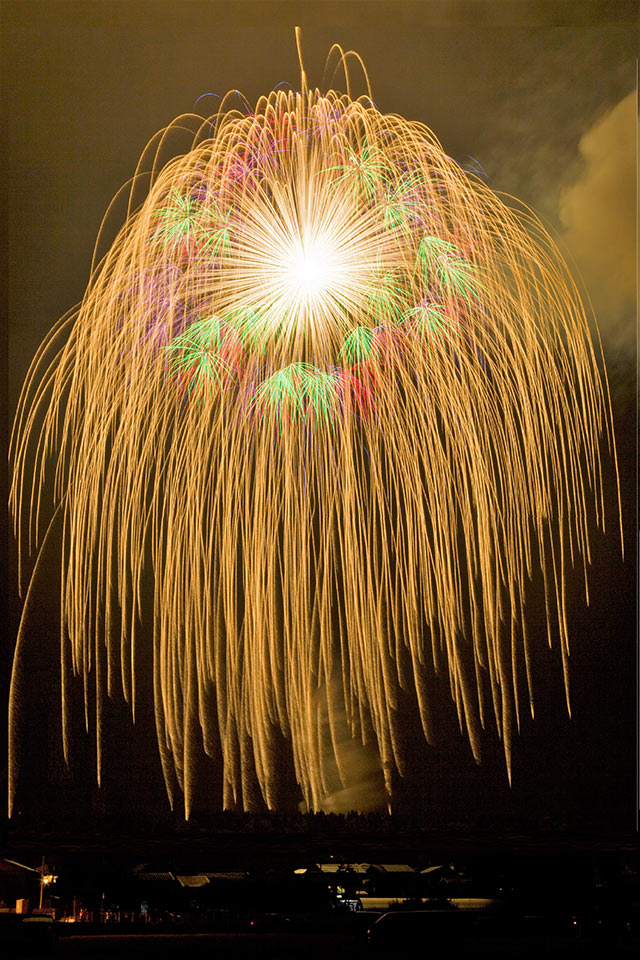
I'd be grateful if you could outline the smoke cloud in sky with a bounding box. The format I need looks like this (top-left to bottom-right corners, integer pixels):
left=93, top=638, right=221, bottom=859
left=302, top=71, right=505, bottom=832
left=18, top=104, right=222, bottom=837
left=559, top=91, right=636, bottom=361
left=304, top=681, right=387, bottom=815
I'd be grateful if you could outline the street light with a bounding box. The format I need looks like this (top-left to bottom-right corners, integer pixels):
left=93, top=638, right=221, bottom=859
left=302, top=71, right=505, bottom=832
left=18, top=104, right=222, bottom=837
left=38, top=857, right=57, bottom=911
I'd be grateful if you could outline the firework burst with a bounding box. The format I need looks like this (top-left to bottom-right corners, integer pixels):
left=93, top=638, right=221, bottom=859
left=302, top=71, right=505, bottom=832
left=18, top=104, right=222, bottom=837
left=9, top=35, right=620, bottom=816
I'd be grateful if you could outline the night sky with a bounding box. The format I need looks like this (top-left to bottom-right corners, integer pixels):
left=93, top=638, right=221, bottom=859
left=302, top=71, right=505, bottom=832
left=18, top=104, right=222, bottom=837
left=3, top=0, right=637, bottom=832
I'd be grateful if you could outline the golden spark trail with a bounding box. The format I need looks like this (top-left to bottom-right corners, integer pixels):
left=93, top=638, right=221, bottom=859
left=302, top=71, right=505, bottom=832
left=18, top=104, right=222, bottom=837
left=9, top=40, right=621, bottom=816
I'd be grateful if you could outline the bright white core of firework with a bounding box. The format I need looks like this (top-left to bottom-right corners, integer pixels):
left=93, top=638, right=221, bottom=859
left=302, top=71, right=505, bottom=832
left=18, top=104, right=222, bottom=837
left=217, top=186, right=402, bottom=352
left=288, top=240, right=335, bottom=301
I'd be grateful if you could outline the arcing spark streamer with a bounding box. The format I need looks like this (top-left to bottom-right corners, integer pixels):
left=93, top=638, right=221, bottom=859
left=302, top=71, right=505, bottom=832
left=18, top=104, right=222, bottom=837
left=9, top=34, right=621, bottom=816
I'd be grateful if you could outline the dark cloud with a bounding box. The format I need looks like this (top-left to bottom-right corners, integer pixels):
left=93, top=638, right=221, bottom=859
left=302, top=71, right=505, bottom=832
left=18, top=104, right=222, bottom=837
left=472, top=29, right=635, bottom=222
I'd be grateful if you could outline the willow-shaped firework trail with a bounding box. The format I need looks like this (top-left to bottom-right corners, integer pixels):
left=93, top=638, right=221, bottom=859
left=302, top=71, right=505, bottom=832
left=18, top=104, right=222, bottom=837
left=10, top=36, right=621, bottom=816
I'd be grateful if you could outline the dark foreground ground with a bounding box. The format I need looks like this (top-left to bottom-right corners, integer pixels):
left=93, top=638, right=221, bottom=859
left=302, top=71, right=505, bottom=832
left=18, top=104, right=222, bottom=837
left=3, top=826, right=638, bottom=957
left=5, top=930, right=640, bottom=960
